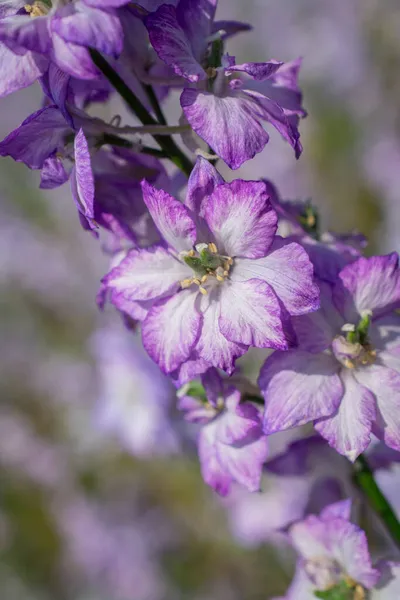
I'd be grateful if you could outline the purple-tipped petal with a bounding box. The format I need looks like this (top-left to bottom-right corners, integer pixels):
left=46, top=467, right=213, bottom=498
left=198, top=421, right=232, bottom=496
left=233, top=237, right=320, bottom=316
left=333, top=254, right=400, bottom=322
left=204, top=179, right=277, bottom=259
left=219, top=279, right=293, bottom=350
left=320, top=499, right=352, bottom=521
left=181, top=87, right=270, bottom=170
left=227, top=60, right=283, bottom=81
left=141, top=180, right=196, bottom=252
left=142, top=290, right=201, bottom=373
left=260, top=350, right=343, bottom=434
left=102, top=245, right=190, bottom=302
left=315, top=370, right=376, bottom=462
left=186, top=155, right=223, bottom=215
left=145, top=4, right=206, bottom=82
left=216, top=431, right=268, bottom=493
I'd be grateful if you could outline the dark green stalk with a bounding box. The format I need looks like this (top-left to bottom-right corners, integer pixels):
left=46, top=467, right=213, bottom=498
left=354, top=454, right=400, bottom=549
left=100, top=133, right=167, bottom=158
left=89, top=49, right=193, bottom=176
left=142, top=84, right=167, bottom=125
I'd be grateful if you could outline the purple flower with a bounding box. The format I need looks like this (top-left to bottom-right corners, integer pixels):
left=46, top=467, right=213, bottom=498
left=178, top=368, right=268, bottom=495
left=144, top=2, right=304, bottom=168
left=283, top=500, right=399, bottom=600
left=102, top=157, right=320, bottom=376
left=259, top=254, right=400, bottom=461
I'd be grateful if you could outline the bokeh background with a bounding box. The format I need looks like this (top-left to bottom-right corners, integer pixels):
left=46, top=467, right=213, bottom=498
left=1, top=0, right=400, bottom=598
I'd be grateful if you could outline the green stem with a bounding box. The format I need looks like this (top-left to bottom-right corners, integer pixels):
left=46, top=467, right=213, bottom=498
left=100, top=134, right=167, bottom=158
left=354, top=454, right=400, bottom=549
left=89, top=49, right=193, bottom=177
left=142, top=84, right=167, bottom=125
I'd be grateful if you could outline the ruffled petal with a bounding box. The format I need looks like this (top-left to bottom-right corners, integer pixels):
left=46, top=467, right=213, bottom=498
left=145, top=4, right=206, bottom=82
left=40, top=155, right=69, bottom=189
left=141, top=179, right=196, bottom=252
left=333, top=253, right=400, bottom=322
left=219, top=279, right=293, bottom=349
left=0, top=45, right=45, bottom=97
left=142, top=290, right=201, bottom=373
left=216, top=432, right=268, bottom=492
left=217, top=393, right=262, bottom=445
left=315, top=370, right=376, bottom=461
left=260, top=350, right=343, bottom=434
left=232, top=237, right=320, bottom=316
left=198, top=420, right=232, bottom=496
left=51, top=32, right=99, bottom=80
left=102, top=244, right=190, bottom=302
left=181, top=87, right=270, bottom=170
left=204, top=179, right=277, bottom=258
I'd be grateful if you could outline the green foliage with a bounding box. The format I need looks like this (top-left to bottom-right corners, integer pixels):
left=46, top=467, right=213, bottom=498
left=314, top=581, right=356, bottom=600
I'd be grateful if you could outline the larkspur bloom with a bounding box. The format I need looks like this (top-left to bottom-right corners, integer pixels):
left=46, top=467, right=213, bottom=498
left=265, top=180, right=367, bottom=283
left=102, top=156, right=320, bottom=377
left=259, top=253, right=400, bottom=461
left=282, top=500, right=400, bottom=600
left=144, top=1, right=304, bottom=168
left=178, top=368, right=268, bottom=495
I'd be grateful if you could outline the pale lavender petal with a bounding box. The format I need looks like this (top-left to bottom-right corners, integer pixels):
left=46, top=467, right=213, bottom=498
left=315, top=370, right=376, bottom=461
left=216, top=393, right=261, bottom=445
left=355, top=364, right=400, bottom=452
left=198, top=420, right=232, bottom=496
left=205, top=179, right=277, bottom=258
left=260, top=350, right=343, bottom=434
left=232, top=237, right=320, bottom=316
left=141, top=180, right=196, bottom=252
left=102, top=245, right=190, bottom=301
left=71, top=128, right=95, bottom=221
left=181, top=88, right=270, bottom=170
left=320, top=499, right=352, bottom=522
left=40, top=156, right=69, bottom=189
left=0, top=45, right=45, bottom=97
left=201, top=367, right=223, bottom=406
left=219, top=279, right=293, bottom=349
left=289, top=515, right=331, bottom=559
left=51, top=32, right=99, bottom=79
left=195, top=289, right=247, bottom=373
left=145, top=4, right=206, bottom=82
left=0, top=105, right=69, bottom=169
left=176, top=0, right=217, bottom=60
left=185, top=155, right=223, bottom=215
left=228, top=60, right=282, bottom=81
left=333, top=254, right=400, bottom=322
left=171, top=353, right=210, bottom=385
left=142, top=290, right=201, bottom=373
left=285, top=563, right=315, bottom=600
left=52, top=1, right=123, bottom=57
left=216, top=433, right=268, bottom=492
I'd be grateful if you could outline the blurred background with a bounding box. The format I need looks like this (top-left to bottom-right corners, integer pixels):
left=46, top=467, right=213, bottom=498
left=1, top=0, right=400, bottom=598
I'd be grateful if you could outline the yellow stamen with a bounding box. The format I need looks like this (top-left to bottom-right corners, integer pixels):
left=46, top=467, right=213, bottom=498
left=216, top=275, right=224, bottom=282
left=223, top=270, right=229, bottom=277
left=201, top=275, right=208, bottom=283
left=25, top=1, right=48, bottom=17
left=354, top=585, right=365, bottom=600
left=199, top=286, right=208, bottom=295
left=187, top=249, right=195, bottom=257
left=193, top=278, right=201, bottom=286
left=208, top=242, right=218, bottom=254
left=180, top=278, right=194, bottom=289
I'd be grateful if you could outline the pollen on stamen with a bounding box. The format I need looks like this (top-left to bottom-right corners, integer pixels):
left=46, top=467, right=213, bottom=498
left=201, top=275, right=208, bottom=283
left=180, top=278, right=194, bottom=289
left=208, top=243, right=218, bottom=254
left=199, top=286, right=208, bottom=295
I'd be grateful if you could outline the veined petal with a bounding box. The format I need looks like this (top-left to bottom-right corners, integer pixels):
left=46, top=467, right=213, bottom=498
left=320, top=499, right=352, bottom=521
left=354, top=364, right=400, bottom=452
left=204, top=179, right=277, bottom=259
left=0, top=45, right=46, bottom=97
left=216, top=393, right=262, bottom=445
left=102, top=244, right=189, bottom=301
left=333, top=253, right=400, bottom=322
left=232, top=237, right=320, bottom=316
left=216, top=433, right=268, bottom=492
left=198, top=421, right=232, bottom=496
left=141, top=179, right=196, bottom=252
left=285, top=563, right=315, bottom=600
left=315, top=370, right=376, bottom=462
left=195, top=288, right=247, bottom=373
left=142, top=290, right=201, bottom=373
left=219, top=279, right=293, bottom=349
left=0, top=105, right=70, bottom=169
left=181, top=88, right=269, bottom=170
left=145, top=4, right=206, bottom=82
left=52, top=1, right=123, bottom=58
left=227, top=60, right=282, bottom=81
left=289, top=515, right=331, bottom=560
left=171, top=352, right=210, bottom=385
left=260, top=350, right=343, bottom=434
left=0, top=14, right=51, bottom=53
left=40, top=155, right=69, bottom=189
left=51, top=32, right=99, bottom=80
left=176, top=0, right=217, bottom=60
left=186, top=155, right=223, bottom=215
left=71, top=128, right=95, bottom=222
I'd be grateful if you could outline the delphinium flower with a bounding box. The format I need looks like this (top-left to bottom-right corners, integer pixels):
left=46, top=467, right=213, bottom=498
left=177, top=368, right=268, bottom=495
left=259, top=253, right=400, bottom=461
left=102, top=156, right=320, bottom=377
left=144, top=1, right=305, bottom=168
left=281, top=499, right=400, bottom=600
left=265, top=180, right=368, bottom=283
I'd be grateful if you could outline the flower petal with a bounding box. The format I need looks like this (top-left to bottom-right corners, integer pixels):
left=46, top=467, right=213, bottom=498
left=186, top=155, right=223, bottom=214
left=354, top=364, right=400, bottom=452
left=260, top=350, right=343, bottom=434
left=102, top=244, right=189, bottom=302
left=204, top=179, right=277, bottom=258
left=198, top=420, right=232, bottom=496
left=216, top=433, right=268, bottom=492
left=0, top=14, right=51, bottom=53
left=333, top=253, right=400, bottom=322
left=217, top=394, right=262, bottom=445
left=71, top=128, right=95, bottom=223
left=181, top=87, right=270, bottom=170
left=232, top=237, right=320, bottom=316
left=0, top=45, right=45, bottom=97
left=142, top=290, right=201, bottom=373
left=373, top=562, right=400, bottom=599
left=145, top=4, right=206, bottom=82
left=40, top=155, right=69, bottom=189
left=285, top=563, right=315, bottom=600
left=315, top=370, right=376, bottom=461
left=320, top=499, right=352, bottom=522
left=219, top=279, right=293, bottom=349
left=195, top=288, right=247, bottom=373
left=51, top=32, right=99, bottom=80
left=141, top=179, right=196, bottom=252
left=228, top=60, right=282, bottom=81
left=176, top=0, right=217, bottom=60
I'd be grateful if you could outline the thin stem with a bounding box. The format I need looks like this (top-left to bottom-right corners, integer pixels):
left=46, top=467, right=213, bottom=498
left=142, top=84, right=167, bottom=125
left=89, top=49, right=193, bottom=177
left=354, top=453, right=400, bottom=550
left=101, top=133, right=167, bottom=158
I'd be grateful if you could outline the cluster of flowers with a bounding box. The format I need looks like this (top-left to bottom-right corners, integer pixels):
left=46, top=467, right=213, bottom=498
left=1, top=0, right=400, bottom=597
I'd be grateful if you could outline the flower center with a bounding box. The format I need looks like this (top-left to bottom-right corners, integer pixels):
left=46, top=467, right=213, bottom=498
left=332, top=310, right=376, bottom=369
left=306, top=558, right=366, bottom=599
left=180, top=243, right=233, bottom=295
left=24, top=1, right=51, bottom=17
